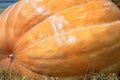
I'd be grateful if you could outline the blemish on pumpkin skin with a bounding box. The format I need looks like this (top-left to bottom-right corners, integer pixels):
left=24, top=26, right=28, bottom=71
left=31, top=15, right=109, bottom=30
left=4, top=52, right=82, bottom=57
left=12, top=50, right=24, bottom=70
left=50, top=15, right=68, bottom=36
left=50, top=15, right=68, bottom=45
left=68, top=36, right=76, bottom=44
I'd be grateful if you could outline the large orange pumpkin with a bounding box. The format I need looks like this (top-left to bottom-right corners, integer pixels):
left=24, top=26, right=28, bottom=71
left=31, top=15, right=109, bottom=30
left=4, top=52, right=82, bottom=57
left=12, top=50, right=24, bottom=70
left=0, top=0, right=120, bottom=79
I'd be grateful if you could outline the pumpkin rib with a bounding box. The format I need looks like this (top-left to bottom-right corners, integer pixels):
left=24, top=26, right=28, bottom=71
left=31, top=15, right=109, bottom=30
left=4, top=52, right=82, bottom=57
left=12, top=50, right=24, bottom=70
left=10, top=60, right=20, bottom=73
left=9, top=0, right=95, bottom=51
left=16, top=55, right=92, bottom=76
left=13, top=59, right=45, bottom=80
left=0, top=58, right=10, bottom=70
left=12, top=1, right=86, bottom=51
left=0, top=52, right=8, bottom=62
left=10, top=1, right=87, bottom=51
left=13, top=59, right=30, bottom=73
left=92, top=38, right=120, bottom=71
left=7, top=1, right=37, bottom=50
left=8, top=1, right=27, bottom=50
left=0, top=58, right=9, bottom=69
left=15, top=20, right=120, bottom=55
left=14, top=21, right=119, bottom=57
left=102, top=60, right=120, bottom=73
left=15, top=34, right=120, bottom=76
left=15, top=20, right=120, bottom=57
left=13, top=0, right=120, bottom=53
left=17, top=58, right=90, bottom=77
left=0, top=4, right=17, bottom=52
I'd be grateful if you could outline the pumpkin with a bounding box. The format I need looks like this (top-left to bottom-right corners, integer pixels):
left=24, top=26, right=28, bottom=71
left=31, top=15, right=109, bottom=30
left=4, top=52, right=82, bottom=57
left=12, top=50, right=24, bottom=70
left=0, top=0, right=120, bottom=79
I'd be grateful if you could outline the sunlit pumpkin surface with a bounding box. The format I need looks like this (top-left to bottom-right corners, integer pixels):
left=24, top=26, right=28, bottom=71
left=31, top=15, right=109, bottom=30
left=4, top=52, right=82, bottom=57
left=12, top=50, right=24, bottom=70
left=0, top=0, right=120, bottom=79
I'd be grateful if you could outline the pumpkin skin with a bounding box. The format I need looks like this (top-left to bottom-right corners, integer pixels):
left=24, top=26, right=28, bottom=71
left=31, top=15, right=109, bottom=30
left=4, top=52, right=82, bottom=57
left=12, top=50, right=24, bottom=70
left=0, top=0, right=120, bottom=79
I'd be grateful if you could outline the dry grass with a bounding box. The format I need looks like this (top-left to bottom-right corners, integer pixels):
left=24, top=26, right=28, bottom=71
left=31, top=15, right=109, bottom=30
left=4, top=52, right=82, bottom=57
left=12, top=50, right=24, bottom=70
left=0, top=68, right=35, bottom=80
left=43, top=73, right=120, bottom=80
left=0, top=68, right=120, bottom=80
left=112, top=0, right=120, bottom=8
